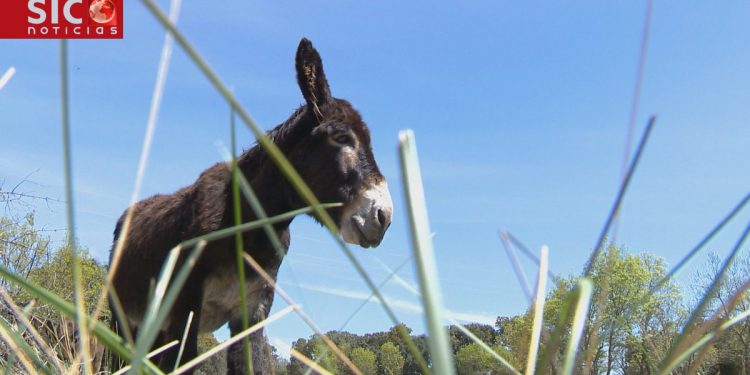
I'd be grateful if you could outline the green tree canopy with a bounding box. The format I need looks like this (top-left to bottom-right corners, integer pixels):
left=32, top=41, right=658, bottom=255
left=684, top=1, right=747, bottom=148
left=350, top=347, right=377, bottom=375
left=26, top=244, right=106, bottom=319
left=540, top=245, right=684, bottom=374
left=455, top=343, right=513, bottom=375
left=379, top=341, right=405, bottom=375
left=0, top=214, right=52, bottom=298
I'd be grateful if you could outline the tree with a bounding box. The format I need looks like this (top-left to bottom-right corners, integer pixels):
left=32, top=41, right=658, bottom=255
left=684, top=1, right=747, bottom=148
left=267, top=343, right=290, bottom=375
left=312, top=337, right=340, bottom=374
left=455, top=343, right=512, bottom=375
left=570, top=245, right=683, bottom=374
left=0, top=211, right=109, bottom=372
left=403, top=334, right=430, bottom=375
left=382, top=324, right=429, bottom=375
left=495, top=314, right=531, bottom=370
left=351, top=347, right=377, bottom=375
left=26, top=243, right=108, bottom=371
left=0, top=214, right=52, bottom=299
left=493, top=245, right=684, bottom=374
left=690, top=252, right=750, bottom=374
left=288, top=338, right=311, bottom=374
left=449, top=323, right=497, bottom=353
left=378, top=342, right=404, bottom=375
left=26, top=244, right=106, bottom=319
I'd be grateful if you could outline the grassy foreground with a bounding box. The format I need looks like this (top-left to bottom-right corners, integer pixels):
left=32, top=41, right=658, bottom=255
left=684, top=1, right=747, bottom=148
left=1, top=1, right=750, bottom=374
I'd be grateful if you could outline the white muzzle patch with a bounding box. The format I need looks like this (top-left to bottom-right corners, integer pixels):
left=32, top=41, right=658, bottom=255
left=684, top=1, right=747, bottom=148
left=340, top=180, right=393, bottom=248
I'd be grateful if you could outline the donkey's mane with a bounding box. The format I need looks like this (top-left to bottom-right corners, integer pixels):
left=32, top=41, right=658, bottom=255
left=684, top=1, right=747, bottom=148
left=238, top=105, right=310, bottom=172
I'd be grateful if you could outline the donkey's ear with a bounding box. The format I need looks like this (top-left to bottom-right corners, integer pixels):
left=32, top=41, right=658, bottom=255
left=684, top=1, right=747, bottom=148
left=296, top=38, right=332, bottom=109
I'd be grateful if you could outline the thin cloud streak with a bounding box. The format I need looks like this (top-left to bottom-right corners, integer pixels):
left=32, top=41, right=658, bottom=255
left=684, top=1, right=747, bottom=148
left=297, top=283, right=496, bottom=325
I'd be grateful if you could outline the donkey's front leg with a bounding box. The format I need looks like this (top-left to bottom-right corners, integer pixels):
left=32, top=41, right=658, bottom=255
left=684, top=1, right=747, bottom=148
left=227, top=285, right=276, bottom=375
left=158, top=283, right=203, bottom=374
left=227, top=323, right=269, bottom=375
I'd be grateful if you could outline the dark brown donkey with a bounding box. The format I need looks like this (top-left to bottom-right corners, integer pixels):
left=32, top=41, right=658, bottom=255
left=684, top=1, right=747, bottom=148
left=109, top=38, right=393, bottom=374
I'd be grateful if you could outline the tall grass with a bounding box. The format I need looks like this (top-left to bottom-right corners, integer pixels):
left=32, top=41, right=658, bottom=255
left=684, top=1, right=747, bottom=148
left=1, top=1, right=749, bottom=374
left=59, top=39, right=92, bottom=375
left=399, top=130, right=455, bottom=375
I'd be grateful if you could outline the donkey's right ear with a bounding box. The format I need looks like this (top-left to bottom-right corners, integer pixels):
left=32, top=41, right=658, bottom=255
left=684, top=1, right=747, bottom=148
left=296, top=38, right=332, bottom=110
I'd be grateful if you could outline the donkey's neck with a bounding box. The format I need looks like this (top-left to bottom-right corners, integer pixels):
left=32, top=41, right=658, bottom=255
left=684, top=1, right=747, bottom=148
left=235, top=105, right=314, bottom=217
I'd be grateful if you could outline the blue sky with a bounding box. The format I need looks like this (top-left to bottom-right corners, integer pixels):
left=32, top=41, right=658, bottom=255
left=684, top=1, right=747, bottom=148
left=2, top=0, right=750, bottom=348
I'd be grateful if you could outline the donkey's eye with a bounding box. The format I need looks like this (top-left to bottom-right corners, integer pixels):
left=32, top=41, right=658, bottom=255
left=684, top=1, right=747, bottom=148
left=332, top=133, right=353, bottom=145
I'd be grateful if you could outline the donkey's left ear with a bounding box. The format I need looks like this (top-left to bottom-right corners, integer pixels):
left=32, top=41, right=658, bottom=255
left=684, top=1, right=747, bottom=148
left=296, top=38, right=332, bottom=109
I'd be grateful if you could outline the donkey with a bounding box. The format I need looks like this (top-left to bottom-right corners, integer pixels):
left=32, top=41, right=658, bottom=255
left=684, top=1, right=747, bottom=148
left=109, top=38, right=393, bottom=374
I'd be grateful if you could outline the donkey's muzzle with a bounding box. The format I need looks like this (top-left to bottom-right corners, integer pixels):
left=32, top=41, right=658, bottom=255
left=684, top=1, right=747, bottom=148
left=340, top=181, right=393, bottom=248
left=350, top=206, right=392, bottom=248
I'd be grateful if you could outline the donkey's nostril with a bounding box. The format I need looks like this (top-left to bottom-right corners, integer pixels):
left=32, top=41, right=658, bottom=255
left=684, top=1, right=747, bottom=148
left=377, top=208, right=387, bottom=226
left=376, top=208, right=392, bottom=231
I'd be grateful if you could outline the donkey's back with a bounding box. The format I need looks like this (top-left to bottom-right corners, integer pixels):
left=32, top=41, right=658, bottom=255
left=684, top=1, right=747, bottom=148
left=110, top=162, right=232, bottom=323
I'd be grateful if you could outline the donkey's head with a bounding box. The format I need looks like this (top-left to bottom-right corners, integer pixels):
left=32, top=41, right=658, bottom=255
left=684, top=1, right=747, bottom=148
left=285, top=38, right=393, bottom=248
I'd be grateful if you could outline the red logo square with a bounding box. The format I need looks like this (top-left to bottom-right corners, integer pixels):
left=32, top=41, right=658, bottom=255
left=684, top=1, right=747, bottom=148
left=1, top=0, right=124, bottom=39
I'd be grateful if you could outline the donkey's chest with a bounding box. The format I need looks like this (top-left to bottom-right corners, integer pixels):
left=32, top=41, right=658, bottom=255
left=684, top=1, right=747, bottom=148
left=199, top=272, right=266, bottom=333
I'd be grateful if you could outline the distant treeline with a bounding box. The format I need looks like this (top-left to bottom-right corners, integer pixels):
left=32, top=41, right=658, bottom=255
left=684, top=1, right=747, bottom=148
left=260, top=245, right=749, bottom=375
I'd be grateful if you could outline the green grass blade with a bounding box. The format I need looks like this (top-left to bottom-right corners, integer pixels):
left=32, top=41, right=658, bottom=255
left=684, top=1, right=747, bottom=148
left=650, top=192, right=750, bottom=297
left=536, top=281, right=575, bottom=373
left=325, top=241, right=430, bottom=373
left=399, top=129, right=455, bottom=375
left=584, top=192, right=750, bottom=373
left=0, top=315, right=50, bottom=374
left=113, top=340, right=179, bottom=375
left=0, top=288, right=64, bottom=374
left=107, top=287, right=135, bottom=348
left=173, top=311, right=194, bottom=371
left=121, top=199, right=337, bottom=359
left=139, top=0, right=336, bottom=231
left=219, top=141, right=315, bottom=300
left=130, top=241, right=206, bottom=374
left=221, top=141, right=326, bottom=375
left=373, top=256, right=522, bottom=375
left=657, top=222, right=750, bottom=373
left=175, top=204, right=338, bottom=250
left=661, top=307, right=750, bottom=374
left=619, top=0, right=654, bottom=179
left=300, top=257, right=413, bottom=375
left=59, top=38, right=92, bottom=375
left=562, top=278, right=593, bottom=375
left=93, top=0, right=182, bottom=329
left=504, top=231, right=558, bottom=281
left=605, top=192, right=750, bottom=341
left=584, top=116, right=655, bottom=276
left=2, top=351, right=15, bottom=374
left=139, top=1, right=429, bottom=368
left=229, top=105, right=253, bottom=374
left=500, top=230, right=534, bottom=302
left=684, top=277, right=750, bottom=373
left=452, top=321, right=522, bottom=375
left=274, top=339, right=335, bottom=375
left=0, top=263, right=164, bottom=374
left=218, top=144, right=287, bottom=260
left=242, top=254, right=364, bottom=375
left=339, top=257, right=412, bottom=331
left=526, top=246, right=549, bottom=375
left=172, top=305, right=296, bottom=375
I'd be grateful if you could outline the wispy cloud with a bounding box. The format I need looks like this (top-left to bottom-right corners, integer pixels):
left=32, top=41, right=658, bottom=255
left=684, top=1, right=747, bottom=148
left=296, top=283, right=496, bottom=325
